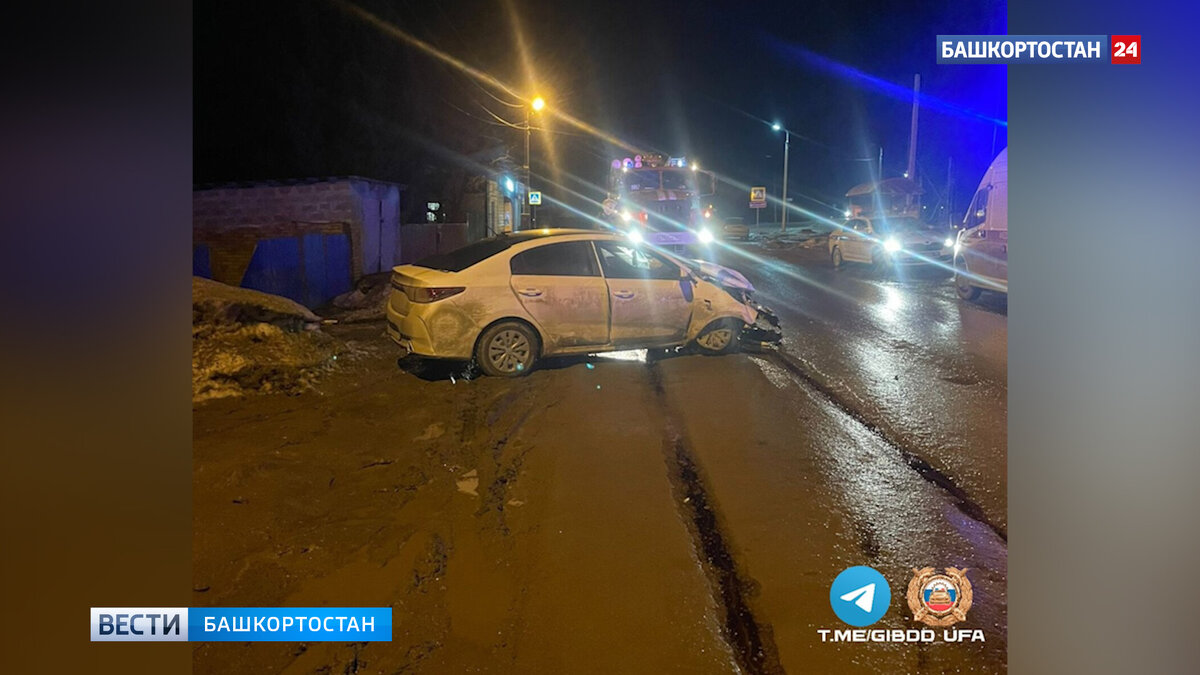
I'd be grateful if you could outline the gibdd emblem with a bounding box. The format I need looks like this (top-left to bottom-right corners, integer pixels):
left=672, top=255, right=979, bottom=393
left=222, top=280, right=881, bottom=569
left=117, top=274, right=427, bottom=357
left=906, top=567, right=973, bottom=626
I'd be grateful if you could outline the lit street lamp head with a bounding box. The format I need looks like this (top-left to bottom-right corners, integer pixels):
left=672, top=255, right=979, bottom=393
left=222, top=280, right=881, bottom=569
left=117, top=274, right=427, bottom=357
left=772, top=122, right=782, bottom=131
left=531, top=96, right=545, bottom=112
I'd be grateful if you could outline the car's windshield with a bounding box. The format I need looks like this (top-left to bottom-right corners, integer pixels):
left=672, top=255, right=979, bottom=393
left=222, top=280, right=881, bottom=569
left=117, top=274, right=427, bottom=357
left=661, top=170, right=691, bottom=191
left=621, top=170, right=661, bottom=192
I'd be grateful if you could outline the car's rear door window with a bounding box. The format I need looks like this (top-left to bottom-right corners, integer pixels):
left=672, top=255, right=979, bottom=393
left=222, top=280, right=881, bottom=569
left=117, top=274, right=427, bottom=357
left=415, top=233, right=546, bottom=272
left=509, top=241, right=600, bottom=276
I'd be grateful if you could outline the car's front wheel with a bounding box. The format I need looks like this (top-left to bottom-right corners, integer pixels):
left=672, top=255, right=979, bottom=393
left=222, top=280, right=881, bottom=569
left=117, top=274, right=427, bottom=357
left=475, top=321, right=539, bottom=377
left=694, top=318, right=741, bottom=355
left=831, top=246, right=844, bottom=268
left=955, top=273, right=981, bottom=301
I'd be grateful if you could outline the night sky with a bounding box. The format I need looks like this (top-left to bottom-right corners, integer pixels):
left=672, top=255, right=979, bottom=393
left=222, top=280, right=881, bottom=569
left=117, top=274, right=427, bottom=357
left=196, top=0, right=1006, bottom=223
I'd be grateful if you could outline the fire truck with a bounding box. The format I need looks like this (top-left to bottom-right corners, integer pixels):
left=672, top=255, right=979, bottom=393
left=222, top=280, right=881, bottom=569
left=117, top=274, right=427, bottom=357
left=601, top=153, right=717, bottom=248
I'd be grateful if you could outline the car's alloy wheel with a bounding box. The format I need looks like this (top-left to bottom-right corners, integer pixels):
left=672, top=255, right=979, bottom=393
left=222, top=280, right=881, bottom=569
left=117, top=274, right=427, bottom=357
left=695, top=319, right=739, bottom=354
left=476, top=322, right=538, bottom=377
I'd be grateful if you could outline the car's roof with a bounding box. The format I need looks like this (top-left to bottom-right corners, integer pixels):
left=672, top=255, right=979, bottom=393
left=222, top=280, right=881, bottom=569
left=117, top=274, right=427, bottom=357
left=496, top=228, right=628, bottom=242
left=519, top=228, right=616, bottom=236
left=484, top=228, right=617, bottom=240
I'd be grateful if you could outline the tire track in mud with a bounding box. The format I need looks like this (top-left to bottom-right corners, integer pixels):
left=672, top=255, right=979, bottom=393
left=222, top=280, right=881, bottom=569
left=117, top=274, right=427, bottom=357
left=457, top=383, right=540, bottom=537
left=763, top=349, right=1008, bottom=543
left=648, top=365, right=786, bottom=675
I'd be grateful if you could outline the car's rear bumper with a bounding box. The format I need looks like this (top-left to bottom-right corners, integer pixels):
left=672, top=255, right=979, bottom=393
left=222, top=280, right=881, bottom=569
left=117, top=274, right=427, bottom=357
left=386, top=304, right=438, bottom=356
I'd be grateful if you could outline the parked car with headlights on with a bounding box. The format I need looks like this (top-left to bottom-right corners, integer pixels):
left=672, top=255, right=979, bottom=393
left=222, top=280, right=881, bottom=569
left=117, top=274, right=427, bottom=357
left=722, top=217, right=750, bottom=241
left=828, top=215, right=953, bottom=271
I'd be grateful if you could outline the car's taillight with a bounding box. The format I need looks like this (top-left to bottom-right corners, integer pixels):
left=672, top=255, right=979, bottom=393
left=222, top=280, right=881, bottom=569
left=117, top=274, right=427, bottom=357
left=403, top=286, right=465, bottom=303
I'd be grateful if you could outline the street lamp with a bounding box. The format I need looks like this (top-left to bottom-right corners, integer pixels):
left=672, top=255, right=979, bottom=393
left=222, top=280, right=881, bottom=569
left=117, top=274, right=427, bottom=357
left=524, top=96, right=545, bottom=230
left=773, top=122, right=790, bottom=233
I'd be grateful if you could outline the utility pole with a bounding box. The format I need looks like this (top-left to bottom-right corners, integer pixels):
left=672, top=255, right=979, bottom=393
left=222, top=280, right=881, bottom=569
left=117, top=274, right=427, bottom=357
left=524, top=96, right=545, bottom=231
left=523, top=107, right=531, bottom=231
left=947, top=156, right=955, bottom=227
left=781, top=129, right=790, bottom=233
left=906, top=74, right=920, bottom=181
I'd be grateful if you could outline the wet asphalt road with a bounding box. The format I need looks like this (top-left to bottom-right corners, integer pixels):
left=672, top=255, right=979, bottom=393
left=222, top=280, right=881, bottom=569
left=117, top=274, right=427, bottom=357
left=192, top=238, right=1007, bottom=674
left=712, top=238, right=1008, bottom=534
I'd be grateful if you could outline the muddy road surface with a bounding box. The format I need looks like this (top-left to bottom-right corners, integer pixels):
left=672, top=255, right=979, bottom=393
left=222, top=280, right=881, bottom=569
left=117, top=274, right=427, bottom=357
left=194, top=245, right=1007, bottom=673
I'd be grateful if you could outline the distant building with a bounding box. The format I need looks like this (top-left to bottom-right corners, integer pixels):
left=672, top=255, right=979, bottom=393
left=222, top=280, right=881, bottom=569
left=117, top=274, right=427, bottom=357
left=193, top=177, right=404, bottom=307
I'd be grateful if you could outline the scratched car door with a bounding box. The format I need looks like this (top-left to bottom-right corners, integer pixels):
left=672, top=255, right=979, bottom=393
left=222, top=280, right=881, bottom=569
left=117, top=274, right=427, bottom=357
left=508, top=241, right=610, bottom=350
left=594, top=240, right=693, bottom=346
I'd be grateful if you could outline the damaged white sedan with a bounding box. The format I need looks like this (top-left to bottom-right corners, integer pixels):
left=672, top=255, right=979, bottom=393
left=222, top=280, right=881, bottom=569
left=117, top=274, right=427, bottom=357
left=386, top=230, right=781, bottom=377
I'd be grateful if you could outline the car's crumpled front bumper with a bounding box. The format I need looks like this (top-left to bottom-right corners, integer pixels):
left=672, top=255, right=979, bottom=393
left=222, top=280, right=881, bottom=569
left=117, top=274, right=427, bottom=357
left=741, top=302, right=783, bottom=349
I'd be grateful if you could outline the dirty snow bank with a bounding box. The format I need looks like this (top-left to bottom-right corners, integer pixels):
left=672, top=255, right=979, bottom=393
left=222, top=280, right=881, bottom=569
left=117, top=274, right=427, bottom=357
left=193, top=277, right=342, bottom=402
left=322, top=272, right=391, bottom=323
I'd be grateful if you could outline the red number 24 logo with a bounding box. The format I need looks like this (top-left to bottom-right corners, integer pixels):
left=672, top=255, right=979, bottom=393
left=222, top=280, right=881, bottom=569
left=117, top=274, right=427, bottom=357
left=1111, top=35, right=1141, bottom=65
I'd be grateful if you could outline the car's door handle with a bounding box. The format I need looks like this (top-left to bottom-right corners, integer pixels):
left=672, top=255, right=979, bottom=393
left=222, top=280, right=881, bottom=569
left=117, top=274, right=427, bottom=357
left=613, top=290, right=635, bottom=299
left=518, top=288, right=543, bottom=297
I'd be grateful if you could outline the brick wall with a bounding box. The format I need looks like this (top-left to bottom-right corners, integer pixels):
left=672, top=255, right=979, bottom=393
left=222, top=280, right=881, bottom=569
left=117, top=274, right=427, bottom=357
left=193, top=182, right=357, bottom=230
left=193, top=178, right=404, bottom=279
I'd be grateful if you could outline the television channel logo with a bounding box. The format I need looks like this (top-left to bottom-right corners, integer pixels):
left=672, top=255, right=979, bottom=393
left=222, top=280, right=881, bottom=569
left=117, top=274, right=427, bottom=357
left=830, top=566, right=891, bottom=626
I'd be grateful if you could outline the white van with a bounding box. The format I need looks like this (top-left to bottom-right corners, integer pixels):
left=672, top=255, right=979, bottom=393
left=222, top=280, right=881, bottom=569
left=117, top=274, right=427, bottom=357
left=953, top=148, right=1007, bottom=300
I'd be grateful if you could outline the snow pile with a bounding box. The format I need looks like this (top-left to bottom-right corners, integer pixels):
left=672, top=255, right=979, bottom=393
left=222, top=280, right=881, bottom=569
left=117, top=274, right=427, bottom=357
left=192, top=277, right=342, bottom=402
left=756, top=228, right=828, bottom=250
left=323, top=272, right=392, bottom=323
